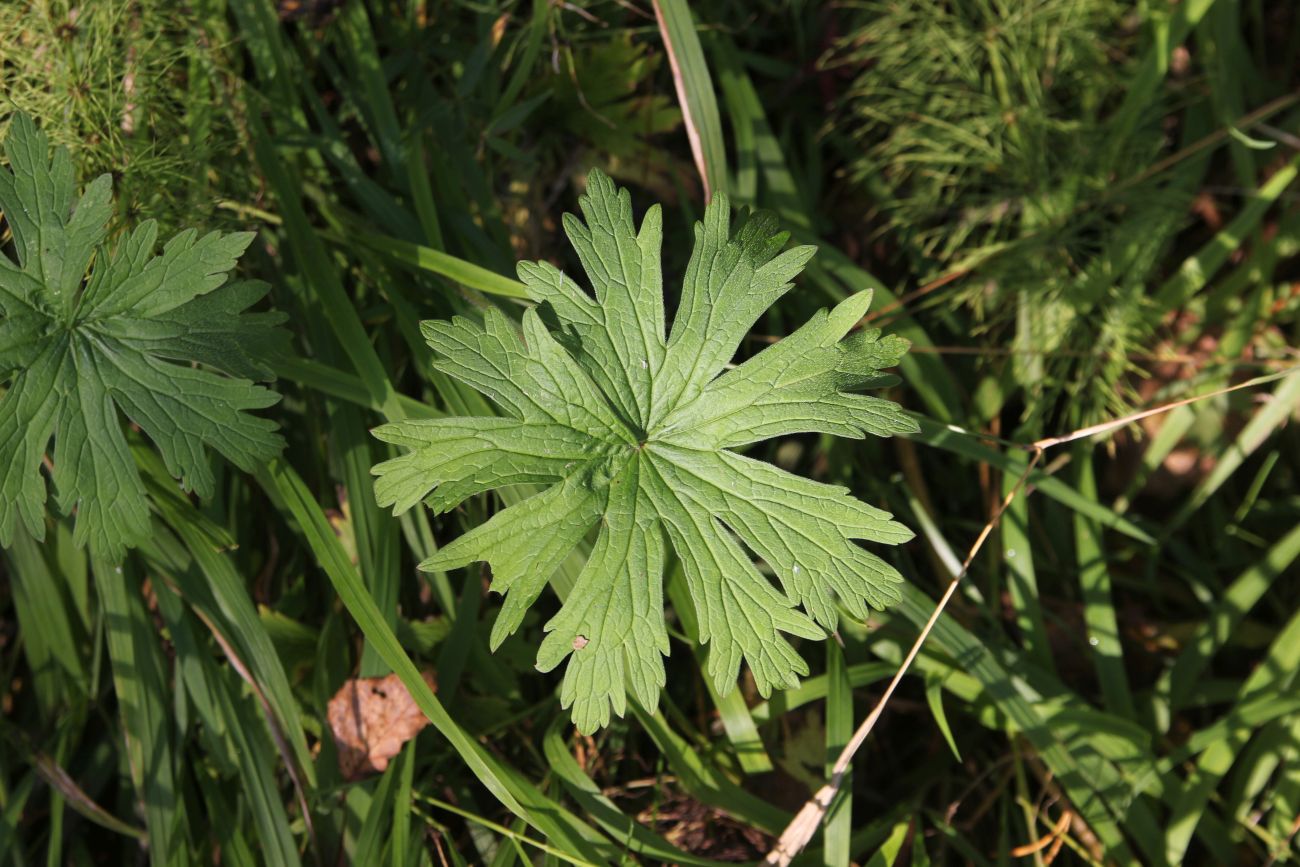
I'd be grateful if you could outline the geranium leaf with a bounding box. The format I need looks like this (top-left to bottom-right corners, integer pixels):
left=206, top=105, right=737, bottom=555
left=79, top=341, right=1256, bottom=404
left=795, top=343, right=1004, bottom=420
left=374, top=168, right=917, bottom=733
left=0, top=114, right=285, bottom=560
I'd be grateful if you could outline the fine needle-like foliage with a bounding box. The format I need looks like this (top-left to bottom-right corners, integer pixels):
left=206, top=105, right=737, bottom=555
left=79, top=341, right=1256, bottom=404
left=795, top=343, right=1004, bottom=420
left=373, top=170, right=917, bottom=732
left=0, top=113, right=285, bottom=561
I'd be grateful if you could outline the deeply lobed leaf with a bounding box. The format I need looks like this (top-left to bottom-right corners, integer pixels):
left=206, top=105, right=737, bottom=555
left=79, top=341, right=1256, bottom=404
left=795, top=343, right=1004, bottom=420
left=373, top=169, right=918, bottom=732
left=0, top=114, right=286, bottom=560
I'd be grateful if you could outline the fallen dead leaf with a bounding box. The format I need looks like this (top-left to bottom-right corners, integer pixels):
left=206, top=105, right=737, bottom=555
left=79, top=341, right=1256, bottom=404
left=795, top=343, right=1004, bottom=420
left=327, top=671, right=436, bottom=780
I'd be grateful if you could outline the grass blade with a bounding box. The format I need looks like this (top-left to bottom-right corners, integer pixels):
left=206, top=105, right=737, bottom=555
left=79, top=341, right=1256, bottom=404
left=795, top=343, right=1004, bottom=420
left=91, top=558, right=188, bottom=867
left=355, top=231, right=531, bottom=300
left=824, top=641, right=852, bottom=867
left=1073, top=452, right=1135, bottom=720
left=151, top=574, right=302, bottom=866
left=653, top=0, right=727, bottom=197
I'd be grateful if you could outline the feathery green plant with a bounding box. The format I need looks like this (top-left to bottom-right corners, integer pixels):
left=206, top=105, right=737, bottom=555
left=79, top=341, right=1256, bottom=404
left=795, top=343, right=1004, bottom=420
left=829, top=0, right=1132, bottom=263
left=373, top=170, right=917, bottom=732
left=534, top=33, right=683, bottom=194
left=0, top=0, right=248, bottom=231
left=825, top=0, right=1185, bottom=422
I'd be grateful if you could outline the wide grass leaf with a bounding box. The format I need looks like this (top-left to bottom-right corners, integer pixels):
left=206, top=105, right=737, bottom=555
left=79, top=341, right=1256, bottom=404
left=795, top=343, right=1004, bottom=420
left=373, top=169, right=917, bottom=732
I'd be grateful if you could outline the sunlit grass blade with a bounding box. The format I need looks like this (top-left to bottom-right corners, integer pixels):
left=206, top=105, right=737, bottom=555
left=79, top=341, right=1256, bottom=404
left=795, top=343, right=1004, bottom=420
left=1162, top=521, right=1300, bottom=714
left=1164, top=606, right=1300, bottom=863
left=653, top=0, right=727, bottom=197
left=249, top=112, right=408, bottom=421
left=136, top=447, right=317, bottom=788
left=665, top=565, right=774, bottom=774
left=906, top=416, right=1155, bottom=544
left=632, top=704, right=790, bottom=835
left=1169, top=368, right=1300, bottom=528
left=355, top=231, right=531, bottom=300
left=4, top=532, right=87, bottom=713
left=1156, top=151, right=1300, bottom=310
left=391, top=741, right=416, bottom=867
left=1073, top=452, right=1135, bottom=720
left=1002, top=474, right=1053, bottom=672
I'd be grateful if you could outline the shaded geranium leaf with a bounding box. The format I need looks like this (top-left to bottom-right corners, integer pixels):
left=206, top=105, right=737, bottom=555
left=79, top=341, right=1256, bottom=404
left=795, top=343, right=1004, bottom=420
left=0, top=114, right=286, bottom=559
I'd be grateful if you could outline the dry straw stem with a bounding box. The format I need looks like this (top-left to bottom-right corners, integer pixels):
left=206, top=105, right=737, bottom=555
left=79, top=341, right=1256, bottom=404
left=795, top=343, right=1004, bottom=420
left=764, top=366, right=1300, bottom=865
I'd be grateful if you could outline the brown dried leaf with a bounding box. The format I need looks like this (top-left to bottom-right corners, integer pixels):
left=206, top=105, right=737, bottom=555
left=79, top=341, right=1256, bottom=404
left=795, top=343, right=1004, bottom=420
left=327, top=671, right=436, bottom=780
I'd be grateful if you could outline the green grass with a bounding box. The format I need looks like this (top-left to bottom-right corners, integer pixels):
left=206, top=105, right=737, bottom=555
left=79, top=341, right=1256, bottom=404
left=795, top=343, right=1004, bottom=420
left=3, top=0, right=1300, bottom=864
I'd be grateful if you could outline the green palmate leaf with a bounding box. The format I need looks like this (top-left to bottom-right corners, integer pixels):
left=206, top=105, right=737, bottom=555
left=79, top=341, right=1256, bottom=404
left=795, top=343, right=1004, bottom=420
left=373, top=169, right=916, bottom=732
left=0, top=113, right=285, bottom=560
